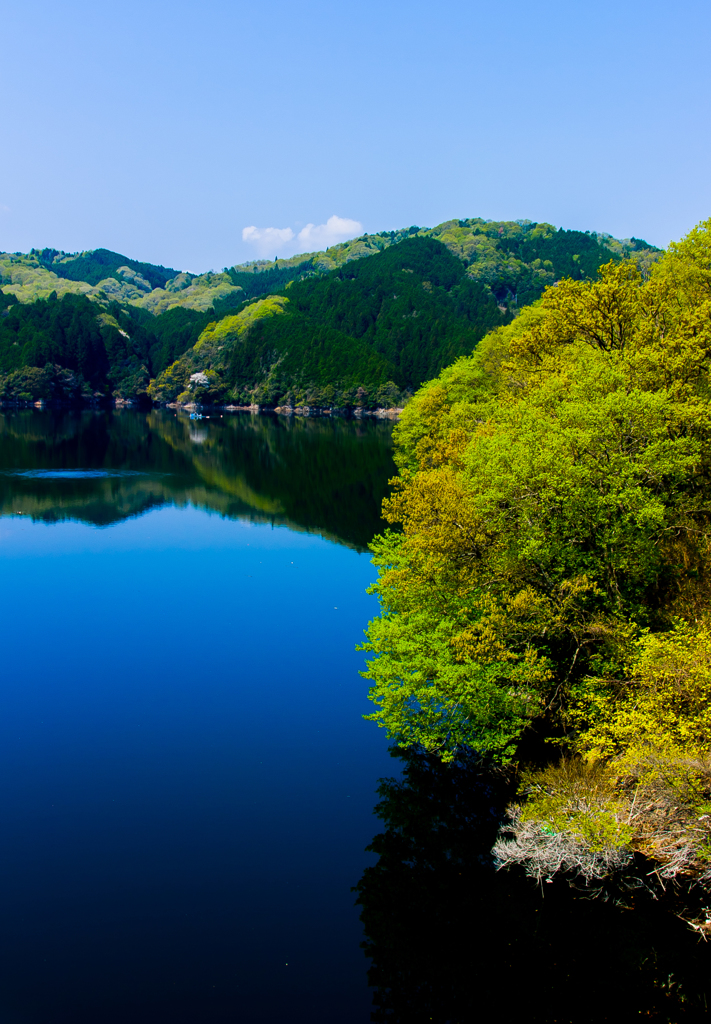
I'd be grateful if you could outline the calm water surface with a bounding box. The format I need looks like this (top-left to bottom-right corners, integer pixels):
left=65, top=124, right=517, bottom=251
left=5, top=410, right=710, bottom=1024
left=0, top=410, right=397, bottom=1024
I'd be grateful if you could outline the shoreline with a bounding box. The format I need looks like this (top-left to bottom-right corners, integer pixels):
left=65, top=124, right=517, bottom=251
left=167, top=401, right=403, bottom=420
left=0, top=397, right=404, bottom=419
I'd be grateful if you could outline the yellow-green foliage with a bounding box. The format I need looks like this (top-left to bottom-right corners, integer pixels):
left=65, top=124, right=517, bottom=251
left=136, top=272, right=243, bottom=315
left=0, top=253, right=244, bottom=315
left=194, top=295, right=289, bottom=354
left=240, top=238, right=385, bottom=277
left=583, top=623, right=711, bottom=767
left=146, top=297, right=288, bottom=400
left=520, top=759, right=634, bottom=851
left=0, top=254, right=92, bottom=302
left=147, top=360, right=191, bottom=403
left=429, top=219, right=556, bottom=289
left=576, top=624, right=711, bottom=866
left=95, top=312, right=128, bottom=337
left=0, top=254, right=173, bottom=306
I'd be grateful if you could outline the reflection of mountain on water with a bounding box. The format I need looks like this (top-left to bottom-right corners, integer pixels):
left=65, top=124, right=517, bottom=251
left=357, top=749, right=711, bottom=1023
left=0, top=410, right=396, bottom=549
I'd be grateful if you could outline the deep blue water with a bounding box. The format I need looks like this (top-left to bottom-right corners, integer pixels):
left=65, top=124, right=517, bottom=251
left=2, top=412, right=711, bottom=1024
left=0, top=412, right=397, bottom=1024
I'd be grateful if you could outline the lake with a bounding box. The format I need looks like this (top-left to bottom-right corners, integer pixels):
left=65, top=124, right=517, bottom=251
left=0, top=409, right=398, bottom=1024
left=2, top=409, right=710, bottom=1024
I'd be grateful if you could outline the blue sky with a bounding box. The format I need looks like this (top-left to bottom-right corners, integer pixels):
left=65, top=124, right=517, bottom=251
left=1, top=0, right=709, bottom=271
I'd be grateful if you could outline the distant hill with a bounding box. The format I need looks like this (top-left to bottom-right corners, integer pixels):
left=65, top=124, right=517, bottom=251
left=0, top=218, right=662, bottom=407
left=0, top=250, right=245, bottom=314
left=153, top=236, right=509, bottom=407
left=2, top=219, right=660, bottom=317
left=35, top=247, right=179, bottom=289
left=240, top=220, right=660, bottom=307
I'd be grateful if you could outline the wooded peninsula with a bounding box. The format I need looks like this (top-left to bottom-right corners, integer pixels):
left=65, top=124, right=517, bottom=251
left=361, top=217, right=711, bottom=933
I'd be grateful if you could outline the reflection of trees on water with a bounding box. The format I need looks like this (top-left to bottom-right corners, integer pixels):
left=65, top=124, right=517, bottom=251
left=0, top=409, right=395, bottom=549
left=356, top=749, right=711, bottom=1023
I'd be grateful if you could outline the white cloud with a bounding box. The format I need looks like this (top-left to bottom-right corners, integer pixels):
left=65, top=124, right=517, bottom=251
left=241, top=225, right=294, bottom=258
left=296, top=215, right=363, bottom=251
left=241, top=215, right=363, bottom=259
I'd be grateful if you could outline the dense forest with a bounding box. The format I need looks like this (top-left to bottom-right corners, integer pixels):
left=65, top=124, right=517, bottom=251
left=34, top=247, right=179, bottom=289
left=0, top=219, right=659, bottom=408
left=149, top=237, right=511, bottom=408
left=361, top=217, right=711, bottom=930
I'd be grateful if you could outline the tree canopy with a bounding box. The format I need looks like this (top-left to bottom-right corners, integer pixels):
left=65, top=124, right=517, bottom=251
left=361, top=219, right=711, bottom=904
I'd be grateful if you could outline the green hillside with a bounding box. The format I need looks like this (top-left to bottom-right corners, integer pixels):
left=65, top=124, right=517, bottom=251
left=35, top=247, right=179, bottom=289
left=0, top=291, right=156, bottom=399
left=152, top=237, right=510, bottom=407
left=0, top=218, right=662, bottom=407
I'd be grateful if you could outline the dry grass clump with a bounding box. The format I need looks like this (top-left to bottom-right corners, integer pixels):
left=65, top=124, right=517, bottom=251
left=493, top=758, right=634, bottom=884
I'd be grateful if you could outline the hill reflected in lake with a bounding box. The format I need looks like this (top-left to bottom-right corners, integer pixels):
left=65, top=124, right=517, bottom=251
left=0, top=410, right=396, bottom=549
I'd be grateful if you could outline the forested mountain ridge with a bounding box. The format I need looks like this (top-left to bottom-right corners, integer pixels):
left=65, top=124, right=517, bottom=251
left=0, top=249, right=245, bottom=315
left=150, top=237, right=512, bottom=407
left=2, top=220, right=658, bottom=314
left=35, top=247, right=179, bottom=289
left=0, top=219, right=661, bottom=406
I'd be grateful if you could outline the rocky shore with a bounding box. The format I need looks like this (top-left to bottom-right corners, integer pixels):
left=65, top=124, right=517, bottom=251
left=0, top=396, right=403, bottom=419
left=202, top=403, right=402, bottom=419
